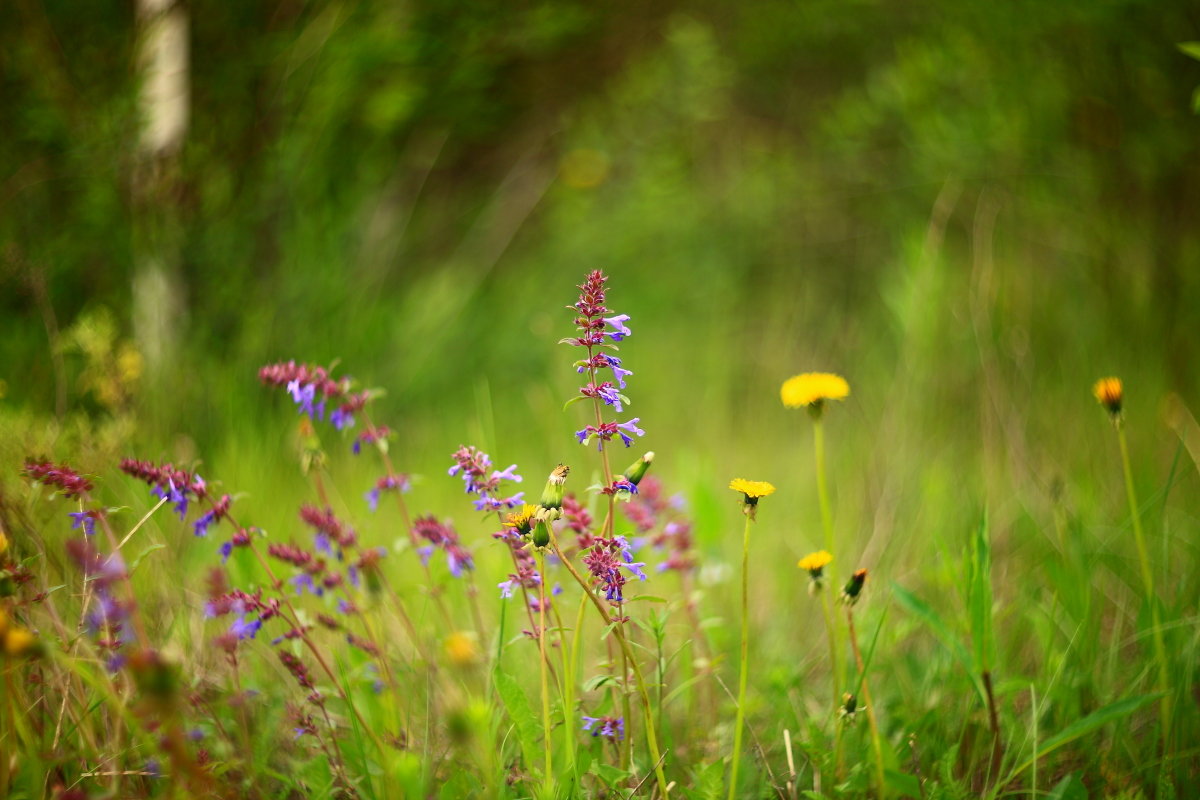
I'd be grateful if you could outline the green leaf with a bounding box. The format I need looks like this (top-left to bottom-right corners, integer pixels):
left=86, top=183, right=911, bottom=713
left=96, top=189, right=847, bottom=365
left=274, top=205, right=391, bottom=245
left=1177, top=41, right=1200, bottom=61
left=590, top=762, right=631, bottom=786
left=884, top=768, right=922, bottom=797
left=891, top=583, right=986, bottom=705
left=129, top=543, right=166, bottom=573
left=494, top=670, right=541, bottom=765
left=1047, top=772, right=1087, bottom=800
left=1008, top=694, right=1161, bottom=779
left=562, top=395, right=589, bottom=411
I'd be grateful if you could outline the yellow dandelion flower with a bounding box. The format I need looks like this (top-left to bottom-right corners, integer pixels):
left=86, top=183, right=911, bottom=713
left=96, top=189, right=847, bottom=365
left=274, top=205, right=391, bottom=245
left=1093, top=377, right=1123, bottom=415
left=729, top=478, right=775, bottom=519
left=0, top=529, right=8, bottom=557
left=503, top=504, right=538, bottom=535
left=781, top=372, right=850, bottom=409
left=798, top=550, right=833, bottom=573
left=728, top=478, right=776, bottom=499
left=444, top=631, right=479, bottom=667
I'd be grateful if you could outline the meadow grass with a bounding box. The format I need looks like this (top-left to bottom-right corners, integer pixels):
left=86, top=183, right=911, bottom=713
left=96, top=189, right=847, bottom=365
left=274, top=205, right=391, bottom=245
left=0, top=270, right=1196, bottom=800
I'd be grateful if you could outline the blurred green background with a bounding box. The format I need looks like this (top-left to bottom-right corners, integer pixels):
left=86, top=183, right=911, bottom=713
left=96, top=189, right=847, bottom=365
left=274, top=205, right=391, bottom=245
left=3, top=0, right=1200, bottom=588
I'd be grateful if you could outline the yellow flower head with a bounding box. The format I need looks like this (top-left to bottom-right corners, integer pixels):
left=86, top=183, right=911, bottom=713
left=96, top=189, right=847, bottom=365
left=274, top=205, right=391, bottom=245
left=0, top=529, right=8, bottom=557
left=781, top=372, right=850, bottom=409
left=729, top=478, right=776, bottom=499
left=503, top=504, right=538, bottom=535
left=2, top=623, right=37, bottom=657
left=444, top=631, right=479, bottom=667
left=798, top=550, right=833, bottom=574
left=729, top=478, right=775, bottom=519
left=1093, top=377, right=1123, bottom=416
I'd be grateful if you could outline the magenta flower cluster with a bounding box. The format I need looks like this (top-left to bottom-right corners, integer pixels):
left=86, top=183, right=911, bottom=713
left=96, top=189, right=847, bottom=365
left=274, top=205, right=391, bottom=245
left=259, top=360, right=369, bottom=432
left=448, top=445, right=524, bottom=511
left=563, top=271, right=645, bottom=450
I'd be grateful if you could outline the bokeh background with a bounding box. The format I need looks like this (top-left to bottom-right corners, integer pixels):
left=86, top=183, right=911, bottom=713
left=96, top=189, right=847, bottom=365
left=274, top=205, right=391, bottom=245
left=3, top=1, right=1200, bottom=660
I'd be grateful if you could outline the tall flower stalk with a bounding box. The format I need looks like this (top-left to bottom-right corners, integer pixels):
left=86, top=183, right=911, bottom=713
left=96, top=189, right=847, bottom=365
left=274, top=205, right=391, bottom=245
left=727, top=479, right=775, bottom=800
left=1095, top=377, right=1172, bottom=764
left=782, top=372, right=850, bottom=762
left=842, top=569, right=886, bottom=799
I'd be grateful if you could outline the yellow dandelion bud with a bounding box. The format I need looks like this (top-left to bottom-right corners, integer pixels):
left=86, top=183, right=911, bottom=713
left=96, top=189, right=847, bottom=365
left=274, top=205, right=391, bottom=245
left=444, top=631, right=479, bottom=667
left=781, top=372, right=850, bottom=420
left=1093, top=377, right=1123, bottom=416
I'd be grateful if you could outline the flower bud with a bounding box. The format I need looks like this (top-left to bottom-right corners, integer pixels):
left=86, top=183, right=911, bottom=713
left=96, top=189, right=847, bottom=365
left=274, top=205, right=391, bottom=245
left=621, top=452, right=655, bottom=487
left=539, top=464, right=570, bottom=511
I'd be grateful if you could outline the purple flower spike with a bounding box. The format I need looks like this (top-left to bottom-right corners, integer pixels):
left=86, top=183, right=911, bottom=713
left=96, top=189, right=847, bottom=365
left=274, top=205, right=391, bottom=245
left=330, top=407, right=355, bottom=431
left=229, top=615, right=263, bottom=640
left=603, top=314, right=632, bottom=341
left=68, top=511, right=98, bottom=536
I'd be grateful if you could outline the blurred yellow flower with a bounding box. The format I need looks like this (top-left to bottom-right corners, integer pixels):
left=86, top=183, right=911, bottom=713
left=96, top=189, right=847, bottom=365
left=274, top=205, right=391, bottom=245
left=444, top=631, right=479, bottom=667
left=798, top=550, right=832, bottom=573
left=1093, top=377, right=1123, bottom=415
left=0, top=529, right=8, bottom=557
left=729, top=479, right=776, bottom=499
left=3, top=626, right=36, bottom=657
left=781, top=373, right=850, bottom=409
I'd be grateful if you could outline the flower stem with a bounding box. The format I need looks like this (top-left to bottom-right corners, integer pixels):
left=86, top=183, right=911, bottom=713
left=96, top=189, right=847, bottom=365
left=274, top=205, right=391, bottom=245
left=550, top=536, right=670, bottom=799
left=847, top=606, right=886, bottom=799
left=727, top=513, right=753, bottom=800
left=813, top=418, right=845, bottom=771
left=1116, top=423, right=1172, bottom=761
left=536, top=548, right=554, bottom=786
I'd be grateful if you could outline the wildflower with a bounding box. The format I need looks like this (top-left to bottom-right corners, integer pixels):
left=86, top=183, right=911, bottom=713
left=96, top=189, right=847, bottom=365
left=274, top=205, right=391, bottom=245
left=799, top=550, right=833, bottom=594
left=228, top=615, right=263, bottom=640
left=1093, top=377, right=1123, bottom=417
left=0, top=610, right=39, bottom=658
left=582, top=537, right=647, bottom=604
left=781, top=372, right=850, bottom=419
left=352, top=425, right=392, bottom=455
left=365, top=473, right=411, bottom=512
left=561, top=494, right=595, bottom=548
left=449, top=445, right=525, bottom=511
left=68, top=510, right=102, bottom=537
left=841, top=568, right=868, bottom=605
left=259, top=361, right=347, bottom=425
left=193, top=495, right=232, bottom=538
left=299, top=505, right=357, bottom=549
left=564, top=271, right=647, bottom=449
left=22, top=459, right=93, bottom=498
left=120, top=459, right=208, bottom=518
left=575, top=418, right=645, bottom=449
left=413, top=516, right=474, bottom=577
left=444, top=631, right=479, bottom=667
left=504, top=504, right=538, bottom=537
left=581, top=714, right=625, bottom=741
left=729, top=478, right=776, bottom=520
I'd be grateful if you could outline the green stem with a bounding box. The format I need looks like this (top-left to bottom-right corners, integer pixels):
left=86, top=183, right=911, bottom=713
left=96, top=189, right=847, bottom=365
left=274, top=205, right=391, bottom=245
left=847, top=607, right=886, bottom=798
left=551, top=537, right=670, bottom=799
left=536, top=549, right=554, bottom=786
left=813, top=418, right=845, bottom=771
left=1116, top=424, right=1172, bottom=761
left=728, top=513, right=753, bottom=800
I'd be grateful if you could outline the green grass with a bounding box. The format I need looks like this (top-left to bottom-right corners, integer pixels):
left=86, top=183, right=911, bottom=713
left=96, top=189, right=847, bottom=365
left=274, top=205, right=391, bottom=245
left=1, top=276, right=1197, bottom=799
